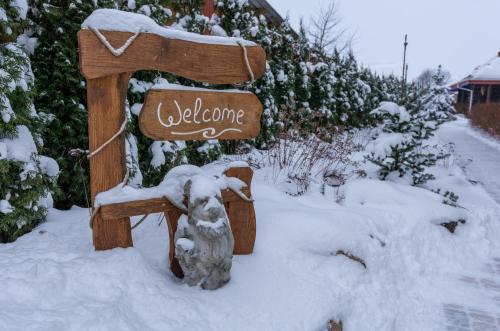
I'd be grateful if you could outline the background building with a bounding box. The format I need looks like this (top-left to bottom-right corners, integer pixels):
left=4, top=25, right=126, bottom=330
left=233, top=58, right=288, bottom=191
left=451, top=52, right=500, bottom=136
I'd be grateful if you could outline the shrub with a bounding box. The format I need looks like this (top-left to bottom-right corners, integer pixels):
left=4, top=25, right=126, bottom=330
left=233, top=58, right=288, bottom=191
left=0, top=43, right=58, bottom=243
left=265, top=131, right=360, bottom=195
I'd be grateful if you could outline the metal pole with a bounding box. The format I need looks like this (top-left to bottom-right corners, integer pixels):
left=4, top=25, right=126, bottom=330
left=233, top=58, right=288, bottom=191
left=401, top=34, right=408, bottom=102
left=405, top=63, right=409, bottom=86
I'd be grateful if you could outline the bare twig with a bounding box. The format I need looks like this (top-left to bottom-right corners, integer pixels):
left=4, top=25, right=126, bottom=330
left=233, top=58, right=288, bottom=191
left=309, top=1, right=352, bottom=55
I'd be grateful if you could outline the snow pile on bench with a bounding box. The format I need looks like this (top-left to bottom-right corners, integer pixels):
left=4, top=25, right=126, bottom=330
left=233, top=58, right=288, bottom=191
left=94, top=164, right=248, bottom=209
left=82, top=9, right=256, bottom=47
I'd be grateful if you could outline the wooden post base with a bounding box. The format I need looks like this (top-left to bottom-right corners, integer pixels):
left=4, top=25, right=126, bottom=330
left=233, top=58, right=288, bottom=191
left=224, top=166, right=257, bottom=255
left=87, top=73, right=133, bottom=250
left=165, top=209, right=185, bottom=278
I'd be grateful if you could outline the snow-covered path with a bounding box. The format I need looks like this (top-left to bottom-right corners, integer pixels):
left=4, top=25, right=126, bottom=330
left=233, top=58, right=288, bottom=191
left=438, top=117, right=500, bottom=203
left=435, top=117, right=500, bottom=330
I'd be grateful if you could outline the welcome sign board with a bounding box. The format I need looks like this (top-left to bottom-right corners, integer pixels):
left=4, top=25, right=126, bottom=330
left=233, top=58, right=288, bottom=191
left=139, top=87, right=263, bottom=141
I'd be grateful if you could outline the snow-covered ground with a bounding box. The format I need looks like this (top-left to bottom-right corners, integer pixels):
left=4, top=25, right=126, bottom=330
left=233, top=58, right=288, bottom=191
left=1, top=117, right=499, bottom=331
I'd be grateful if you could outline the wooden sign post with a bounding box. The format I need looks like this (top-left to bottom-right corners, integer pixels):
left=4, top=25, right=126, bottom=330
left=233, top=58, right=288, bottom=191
left=87, top=73, right=133, bottom=250
left=78, top=24, right=265, bottom=269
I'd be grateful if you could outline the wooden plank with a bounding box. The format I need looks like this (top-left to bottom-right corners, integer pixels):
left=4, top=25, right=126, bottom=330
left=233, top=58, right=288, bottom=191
left=224, top=167, right=256, bottom=255
left=100, top=187, right=251, bottom=220
left=139, top=88, right=262, bottom=141
left=88, top=74, right=133, bottom=250
left=78, top=30, right=266, bottom=84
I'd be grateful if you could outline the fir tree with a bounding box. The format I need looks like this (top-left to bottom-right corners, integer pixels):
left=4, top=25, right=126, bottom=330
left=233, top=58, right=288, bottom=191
left=330, top=50, right=351, bottom=125
left=253, top=61, right=277, bottom=148
left=247, top=14, right=277, bottom=148
left=366, top=85, right=451, bottom=185
left=172, top=0, right=209, bottom=34
left=215, top=0, right=254, bottom=38
left=0, top=2, right=58, bottom=242
left=29, top=1, right=176, bottom=205
left=0, top=0, right=28, bottom=42
left=365, top=101, right=418, bottom=181
left=28, top=0, right=116, bottom=208
left=420, top=65, right=456, bottom=126
left=358, top=68, right=384, bottom=126
left=292, top=20, right=312, bottom=133
left=308, top=54, right=336, bottom=138
left=271, top=18, right=297, bottom=132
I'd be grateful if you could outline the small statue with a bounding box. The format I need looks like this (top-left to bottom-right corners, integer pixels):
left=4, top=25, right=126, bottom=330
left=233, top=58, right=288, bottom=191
left=174, top=174, right=234, bottom=290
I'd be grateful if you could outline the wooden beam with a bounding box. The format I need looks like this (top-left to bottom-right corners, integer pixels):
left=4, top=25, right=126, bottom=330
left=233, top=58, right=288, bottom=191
left=100, top=187, right=251, bottom=221
left=78, top=30, right=266, bottom=84
left=88, top=74, right=133, bottom=250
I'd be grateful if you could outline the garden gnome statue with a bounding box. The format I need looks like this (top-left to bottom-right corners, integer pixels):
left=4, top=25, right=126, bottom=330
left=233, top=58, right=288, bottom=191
left=174, top=175, right=234, bottom=290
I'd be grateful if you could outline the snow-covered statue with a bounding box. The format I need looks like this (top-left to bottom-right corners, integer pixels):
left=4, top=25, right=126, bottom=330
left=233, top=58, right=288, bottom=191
left=174, top=174, right=234, bottom=290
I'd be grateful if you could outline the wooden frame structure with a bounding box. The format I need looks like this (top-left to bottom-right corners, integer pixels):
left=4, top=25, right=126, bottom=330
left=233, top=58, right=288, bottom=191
left=78, top=27, right=265, bottom=277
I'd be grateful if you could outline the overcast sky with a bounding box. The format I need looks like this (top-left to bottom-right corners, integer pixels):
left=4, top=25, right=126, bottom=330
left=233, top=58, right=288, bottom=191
left=268, top=0, right=500, bottom=82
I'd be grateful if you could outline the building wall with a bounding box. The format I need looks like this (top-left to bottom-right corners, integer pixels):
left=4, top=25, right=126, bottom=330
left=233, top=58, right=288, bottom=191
left=455, top=102, right=469, bottom=114
left=468, top=102, right=500, bottom=137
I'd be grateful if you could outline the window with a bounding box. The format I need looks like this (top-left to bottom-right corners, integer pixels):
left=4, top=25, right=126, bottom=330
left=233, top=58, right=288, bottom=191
left=473, top=85, right=487, bottom=104
left=490, top=86, right=500, bottom=103
left=457, top=90, right=470, bottom=104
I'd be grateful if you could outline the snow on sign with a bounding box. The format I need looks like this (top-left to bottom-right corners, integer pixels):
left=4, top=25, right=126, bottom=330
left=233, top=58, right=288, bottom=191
left=139, top=85, right=263, bottom=141
left=78, top=9, right=266, bottom=84
left=77, top=9, right=264, bottom=260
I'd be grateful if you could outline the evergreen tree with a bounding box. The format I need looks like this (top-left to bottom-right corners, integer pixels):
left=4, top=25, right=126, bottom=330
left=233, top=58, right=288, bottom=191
left=28, top=0, right=116, bottom=208
left=122, top=0, right=172, bottom=24
left=1, top=0, right=28, bottom=41
left=29, top=1, right=176, bottom=205
left=172, top=0, right=209, bottom=34
left=292, top=20, right=312, bottom=133
left=365, top=101, right=419, bottom=181
left=420, top=65, right=456, bottom=126
left=308, top=53, right=336, bottom=139
left=330, top=50, right=351, bottom=125
left=366, top=85, right=451, bottom=185
left=0, top=1, right=58, bottom=242
left=271, top=18, right=297, bottom=132
left=251, top=15, right=277, bottom=148
left=339, top=53, right=372, bottom=127
left=22, top=0, right=404, bottom=197
left=382, top=74, right=404, bottom=103
left=214, top=0, right=270, bottom=150
left=215, top=0, right=255, bottom=38
left=358, top=68, right=384, bottom=126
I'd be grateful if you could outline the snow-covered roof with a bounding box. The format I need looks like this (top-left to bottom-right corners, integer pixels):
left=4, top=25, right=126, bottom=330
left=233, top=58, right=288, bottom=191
left=459, top=53, right=500, bottom=83
left=249, top=0, right=284, bottom=25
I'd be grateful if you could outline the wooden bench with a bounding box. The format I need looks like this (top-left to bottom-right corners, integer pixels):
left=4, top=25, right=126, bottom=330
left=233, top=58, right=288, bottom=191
left=98, top=166, right=256, bottom=278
